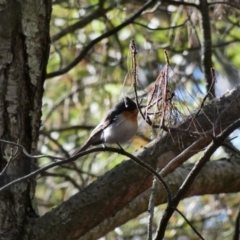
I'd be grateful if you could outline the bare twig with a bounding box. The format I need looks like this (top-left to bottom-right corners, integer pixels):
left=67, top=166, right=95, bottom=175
left=43, top=131, right=70, bottom=157
left=175, top=208, right=204, bottom=240
left=47, top=0, right=157, bottom=79
left=41, top=125, right=95, bottom=133
left=129, top=39, right=151, bottom=124
left=147, top=174, right=159, bottom=240
left=51, top=5, right=114, bottom=42
left=154, top=119, right=240, bottom=240
left=133, top=19, right=189, bottom=31
left=41, top=172, right=81, bottom=190
left=159, top=51, right=170, bottom=129
left=186, top=68, right=216, bottom=132
left=0, top=138, right=64, bottom=160
left=0, top=149, right=16, bottom=177
left=0, top=146, right=171, bottom=202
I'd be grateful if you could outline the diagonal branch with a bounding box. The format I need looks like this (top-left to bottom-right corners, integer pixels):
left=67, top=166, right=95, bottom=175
left=51, top=5, right=115, bottom=42
left=155, top=118, right=240, bottom=239
left=47, top=0, right=158, bottom=79
left=81, top=156, right=240, bottom=240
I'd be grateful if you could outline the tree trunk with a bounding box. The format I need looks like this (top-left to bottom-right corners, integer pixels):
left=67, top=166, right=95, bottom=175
left=0, top=1, right=51, bottom=239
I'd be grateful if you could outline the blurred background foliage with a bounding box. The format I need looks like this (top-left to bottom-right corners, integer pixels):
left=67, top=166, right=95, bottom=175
left=37, top=0, right=240, bottom=239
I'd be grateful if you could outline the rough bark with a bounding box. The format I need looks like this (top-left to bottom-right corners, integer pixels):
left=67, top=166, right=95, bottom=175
left=30, top=86, right=240, bottom=240
left=0, top=1, right=51, bottom=240
left=82, top=157, right=240, bottom=240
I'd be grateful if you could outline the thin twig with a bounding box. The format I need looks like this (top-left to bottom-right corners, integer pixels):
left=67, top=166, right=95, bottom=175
left=130, top=39, right=151, bottom=124
left=47, top=0, right=157, bottom=79
left=175, top=208, right=204, bottom=240
left=51, top=5, right=115, bottom=42
left=133, top=19, right=189, bottom=31
left=160, top=51, right=169, bottom=129
left=0, top=138, right=64, bottom=160
left=154, top=119, right=240, bottom=240
left=0, top=149, right=16, bottom=177
left=41, top=172, right=81, bottom=190
left=186, top=68, right=215, bottom=132
left=147, top=174, right=158, bottom=240
left=0, top=146, right=171, bottom=202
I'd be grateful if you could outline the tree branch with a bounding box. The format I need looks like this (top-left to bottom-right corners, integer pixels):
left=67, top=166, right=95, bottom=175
left=199, top=0, right=214, bottom=97
left=29, top=85, right=240, bottom=239
left=51, top=5, right=115, bottom=42
left=80, top=156, right=240, bottom=240
left=155, top=118, right=240, bottom=239
left=47, top=0, right=158, bottom=79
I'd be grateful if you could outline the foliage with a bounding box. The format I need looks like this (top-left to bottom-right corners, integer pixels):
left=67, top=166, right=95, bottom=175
left=37, top=0, right=240, bottom=239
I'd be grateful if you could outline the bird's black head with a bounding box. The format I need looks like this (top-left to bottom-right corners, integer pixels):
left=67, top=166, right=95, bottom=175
left=123, top=97, right=137, bottom=110
left=110, top=97, right=137, bottom=116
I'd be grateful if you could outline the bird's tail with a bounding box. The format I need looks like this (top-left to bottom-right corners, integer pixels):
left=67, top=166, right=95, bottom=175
left=72, top=139, right=91, bottom=157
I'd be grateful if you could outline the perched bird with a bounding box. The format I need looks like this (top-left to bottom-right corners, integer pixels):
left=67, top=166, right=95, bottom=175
left=73, top=97, right=138, bottom=155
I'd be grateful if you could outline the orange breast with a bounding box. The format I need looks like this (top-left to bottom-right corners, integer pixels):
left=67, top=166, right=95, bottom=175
left=122, top=109, right=138, bottom=123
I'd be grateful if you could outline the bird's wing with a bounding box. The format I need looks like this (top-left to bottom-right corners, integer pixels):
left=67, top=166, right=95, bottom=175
left=89, top=109, right=117, bottom=138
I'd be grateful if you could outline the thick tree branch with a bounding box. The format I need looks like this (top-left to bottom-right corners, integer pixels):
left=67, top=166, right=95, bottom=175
left=81, top=157, right=240, bottom=240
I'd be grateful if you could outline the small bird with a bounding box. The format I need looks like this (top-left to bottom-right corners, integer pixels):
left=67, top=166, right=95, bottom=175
left=73, top=97, right=138, bottom=156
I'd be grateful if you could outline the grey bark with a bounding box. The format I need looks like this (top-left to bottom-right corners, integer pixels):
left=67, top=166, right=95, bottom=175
left=0, top=1, right=51, bottom=240
left=82, top=157, right=240, bottom=240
